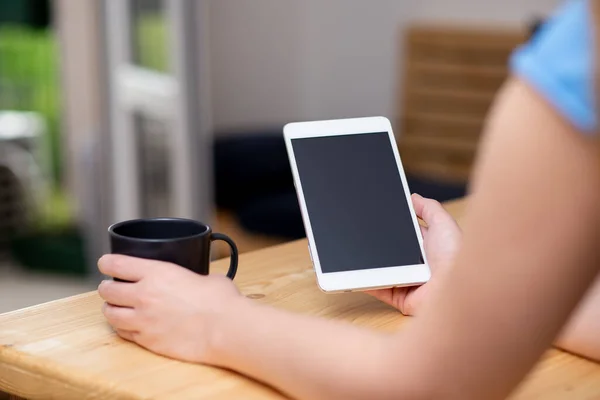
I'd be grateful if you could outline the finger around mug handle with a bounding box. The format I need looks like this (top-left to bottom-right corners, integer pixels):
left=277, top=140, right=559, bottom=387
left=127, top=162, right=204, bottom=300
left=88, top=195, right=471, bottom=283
left=211, top=233, right=238, bottom=279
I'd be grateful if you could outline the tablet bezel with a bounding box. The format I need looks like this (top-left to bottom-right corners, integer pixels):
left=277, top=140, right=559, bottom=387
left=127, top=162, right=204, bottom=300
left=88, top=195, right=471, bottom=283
left=283, top=116, right=430, bottom=293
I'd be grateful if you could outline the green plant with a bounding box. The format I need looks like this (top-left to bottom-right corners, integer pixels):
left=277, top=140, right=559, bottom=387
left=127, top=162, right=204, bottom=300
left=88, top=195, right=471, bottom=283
left=35, top=187, right=74, bottom=232
left=135, top=13, right=169, bottom=72
left=0, top=25, right=61, bottom=188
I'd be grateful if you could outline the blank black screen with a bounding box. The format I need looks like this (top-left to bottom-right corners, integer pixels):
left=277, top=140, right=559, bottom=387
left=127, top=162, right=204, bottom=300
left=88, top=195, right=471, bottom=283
left=292, top=132, right=423, bottom=273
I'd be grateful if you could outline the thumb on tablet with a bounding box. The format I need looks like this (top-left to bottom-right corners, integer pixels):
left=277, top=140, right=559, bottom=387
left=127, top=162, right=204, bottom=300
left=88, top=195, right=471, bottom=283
left=411, top=193, right=455, bottom=227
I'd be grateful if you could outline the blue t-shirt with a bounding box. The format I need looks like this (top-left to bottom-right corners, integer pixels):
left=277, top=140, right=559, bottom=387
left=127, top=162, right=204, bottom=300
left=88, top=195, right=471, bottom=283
left=510, top=0, right=596, bottom=133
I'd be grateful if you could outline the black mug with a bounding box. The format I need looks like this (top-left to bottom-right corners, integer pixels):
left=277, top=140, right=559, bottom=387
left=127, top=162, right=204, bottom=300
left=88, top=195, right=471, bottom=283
left=108, top=218, right=238, bottom=281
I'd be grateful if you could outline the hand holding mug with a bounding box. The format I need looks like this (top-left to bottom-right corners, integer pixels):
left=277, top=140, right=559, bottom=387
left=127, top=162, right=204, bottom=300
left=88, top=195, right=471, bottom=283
left=98, top=217, right=243, bottom=363
left=97, top=255, right=246, bottom=364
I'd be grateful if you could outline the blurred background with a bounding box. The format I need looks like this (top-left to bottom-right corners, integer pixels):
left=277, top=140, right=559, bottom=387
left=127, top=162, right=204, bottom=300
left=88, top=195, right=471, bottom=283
left=0, top=0, right=555, bottom=312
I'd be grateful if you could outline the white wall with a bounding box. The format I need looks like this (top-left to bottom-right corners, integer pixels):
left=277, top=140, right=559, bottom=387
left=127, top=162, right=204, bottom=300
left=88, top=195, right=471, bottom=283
left=209, top=1, right=309, bottom=131
left=209, top=0, right=561, bottom=133
left=301, top=0, right=414, bottom=123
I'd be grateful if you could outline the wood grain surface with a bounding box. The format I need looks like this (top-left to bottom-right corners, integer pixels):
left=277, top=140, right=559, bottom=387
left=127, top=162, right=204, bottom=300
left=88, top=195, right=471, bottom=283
left=1, top=199, right=599, bottom=399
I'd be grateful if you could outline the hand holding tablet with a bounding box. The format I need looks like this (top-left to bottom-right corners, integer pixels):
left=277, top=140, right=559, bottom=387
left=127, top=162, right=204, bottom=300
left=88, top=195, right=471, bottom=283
left=284, top=116, right=430, bottom=293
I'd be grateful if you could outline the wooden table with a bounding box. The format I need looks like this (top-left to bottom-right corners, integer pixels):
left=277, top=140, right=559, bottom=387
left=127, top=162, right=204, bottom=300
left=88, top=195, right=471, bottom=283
left=1, top=199, right=600, bottom=399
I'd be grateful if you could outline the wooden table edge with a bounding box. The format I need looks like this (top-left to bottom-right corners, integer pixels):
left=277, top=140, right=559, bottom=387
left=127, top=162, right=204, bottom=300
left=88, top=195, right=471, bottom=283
left=0, top=292, right=140, bottom=399
left=0, top=343, right=139, bottom=400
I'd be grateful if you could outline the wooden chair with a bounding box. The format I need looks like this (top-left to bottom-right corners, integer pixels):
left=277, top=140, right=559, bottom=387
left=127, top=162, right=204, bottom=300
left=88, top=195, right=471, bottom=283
left=398, top=25, right=527, bottom=183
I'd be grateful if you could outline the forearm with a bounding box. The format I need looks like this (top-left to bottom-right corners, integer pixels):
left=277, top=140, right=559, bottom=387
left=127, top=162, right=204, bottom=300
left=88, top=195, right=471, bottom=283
left=556, top=275, right=600, bottom=361
left=208, top=299, right=428, bottom=400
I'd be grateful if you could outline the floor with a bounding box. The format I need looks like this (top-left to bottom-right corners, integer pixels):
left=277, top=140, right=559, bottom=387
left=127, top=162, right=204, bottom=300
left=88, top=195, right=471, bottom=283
left=0, top=257, right=95, bottom=314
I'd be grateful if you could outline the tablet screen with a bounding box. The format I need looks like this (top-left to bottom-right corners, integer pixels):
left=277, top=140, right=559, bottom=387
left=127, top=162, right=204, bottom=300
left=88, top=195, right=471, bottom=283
left=291, top=132, right=424, bottom=273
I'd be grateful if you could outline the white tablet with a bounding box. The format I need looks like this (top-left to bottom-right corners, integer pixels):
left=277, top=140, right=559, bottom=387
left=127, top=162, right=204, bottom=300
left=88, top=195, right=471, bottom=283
left=284, top=116, right=430, bottom=293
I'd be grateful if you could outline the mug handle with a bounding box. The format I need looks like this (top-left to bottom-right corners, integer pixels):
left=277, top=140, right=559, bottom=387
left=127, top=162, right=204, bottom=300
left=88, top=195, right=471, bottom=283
left=211, top=233, right=238, bottom=279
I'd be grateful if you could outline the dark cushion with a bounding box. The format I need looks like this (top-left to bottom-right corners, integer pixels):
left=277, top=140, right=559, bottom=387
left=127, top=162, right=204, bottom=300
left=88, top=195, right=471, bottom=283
left=214, top=131, right=293, bottom=209
left=235, top=191, right=305, bottom=240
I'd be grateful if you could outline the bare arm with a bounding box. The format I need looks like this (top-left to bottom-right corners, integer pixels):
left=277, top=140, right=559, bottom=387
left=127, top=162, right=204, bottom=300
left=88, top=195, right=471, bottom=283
left=557, top=276, right=600, bottom=360
left=393, top=77, right=600, bottom=398
left=207, top=77, right=600, bottom=399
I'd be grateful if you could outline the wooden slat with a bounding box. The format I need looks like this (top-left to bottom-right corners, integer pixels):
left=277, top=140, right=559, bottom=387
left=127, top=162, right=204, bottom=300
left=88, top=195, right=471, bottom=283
left=402, top=114, right=483, bottom=139
left=409, top=62, right=508, bottom=77
left=400, top=134, right=479, bottom=154
left=403, top=112, right=483, bottom=129
left=408, top=87, right=496, bottom=101
left=407, top=64, right=507, bottom=92
left=405, top=89, right=495, bottom=117
left=407, top=25, right=526, bottom=48
left=409, top=46, right=513, bottom=68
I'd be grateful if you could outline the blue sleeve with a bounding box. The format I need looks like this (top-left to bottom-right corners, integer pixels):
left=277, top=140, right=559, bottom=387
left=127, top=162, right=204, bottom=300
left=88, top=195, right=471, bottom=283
left=510, top=0, right=596, bottom=133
